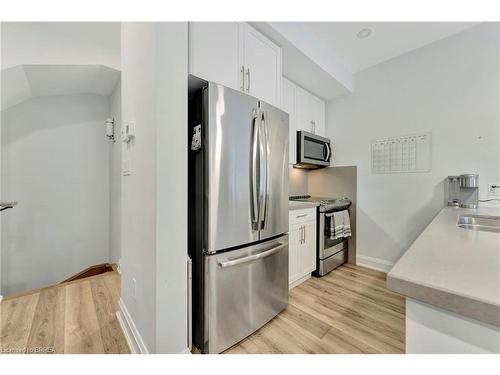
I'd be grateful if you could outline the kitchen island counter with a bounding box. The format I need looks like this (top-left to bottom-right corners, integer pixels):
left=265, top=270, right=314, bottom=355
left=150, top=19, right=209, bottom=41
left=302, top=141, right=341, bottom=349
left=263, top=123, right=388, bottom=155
left=387, top=205, right=500, bottom=328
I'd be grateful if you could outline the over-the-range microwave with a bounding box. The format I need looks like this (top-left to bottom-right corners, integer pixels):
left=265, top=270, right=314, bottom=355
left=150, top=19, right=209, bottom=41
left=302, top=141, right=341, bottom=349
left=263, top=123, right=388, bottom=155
left=295, top=130, right=332, bottom=169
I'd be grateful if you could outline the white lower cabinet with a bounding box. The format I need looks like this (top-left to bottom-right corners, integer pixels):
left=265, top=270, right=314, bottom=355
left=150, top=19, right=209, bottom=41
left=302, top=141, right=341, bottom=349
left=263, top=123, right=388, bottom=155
left=289, top=208, right=317, bottom=288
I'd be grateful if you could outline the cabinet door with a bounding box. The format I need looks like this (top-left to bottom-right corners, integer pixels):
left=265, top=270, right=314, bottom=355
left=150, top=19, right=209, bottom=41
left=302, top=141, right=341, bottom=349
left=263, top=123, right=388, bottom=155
left=242, top=23, right=282, bottom=107
left=288, top=223, right=302, bottom=284
left=300, top=221, right=317, bottom=275
left=296, top=85, right=326, bottom=136
left=189, top=22, right=242, bottom=91
left=295, top=85, right=315, bottom=133
left=311, top=95, right=326, bottom=137
left=282, top=78, right=296, bottom=164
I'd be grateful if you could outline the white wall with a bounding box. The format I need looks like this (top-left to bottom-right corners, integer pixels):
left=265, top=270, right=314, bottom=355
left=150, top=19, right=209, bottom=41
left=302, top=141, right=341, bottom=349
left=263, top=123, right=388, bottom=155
left=1, top=94, right=111, bottom=295
left=121, top=22, right=157, bottom=352
left=326, top=23, right=500, bottom=267
left=109, top=80, right=121, bottom=263
left=154, top=22, right=188, bottom=354
left=120, top=22, right=188, bottom=354
left=1, top=22, right=120, bottom=70
left=0, top=25, right=3, bottom=297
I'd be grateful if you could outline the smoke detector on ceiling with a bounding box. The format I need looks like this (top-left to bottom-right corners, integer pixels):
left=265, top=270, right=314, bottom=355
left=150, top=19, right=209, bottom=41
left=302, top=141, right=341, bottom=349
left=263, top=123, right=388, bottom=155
left=357, top=28, right=372, bottom=39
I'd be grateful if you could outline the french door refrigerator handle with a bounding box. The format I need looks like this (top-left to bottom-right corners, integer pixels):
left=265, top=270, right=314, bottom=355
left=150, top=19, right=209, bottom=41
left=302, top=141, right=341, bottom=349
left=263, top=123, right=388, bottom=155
left=250, top=109, right=260, bottom=230
left=217, top=242, right=287, bottom=268
left=259, top=108, right=270, bottom=230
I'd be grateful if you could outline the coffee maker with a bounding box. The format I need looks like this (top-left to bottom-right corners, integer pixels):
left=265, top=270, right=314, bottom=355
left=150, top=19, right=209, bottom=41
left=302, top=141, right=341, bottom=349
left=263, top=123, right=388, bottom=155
left=446, top=174, right=479, bottom=208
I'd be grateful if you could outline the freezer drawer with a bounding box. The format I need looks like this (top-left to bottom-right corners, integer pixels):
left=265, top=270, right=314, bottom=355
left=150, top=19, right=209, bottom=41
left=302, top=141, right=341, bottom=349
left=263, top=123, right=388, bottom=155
left=204, top=235, right=289, bottom=353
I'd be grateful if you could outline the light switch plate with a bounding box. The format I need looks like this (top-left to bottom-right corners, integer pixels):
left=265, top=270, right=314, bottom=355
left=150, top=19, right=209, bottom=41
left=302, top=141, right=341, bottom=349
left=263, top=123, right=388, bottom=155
left=122, top=155, right=131, bottom=176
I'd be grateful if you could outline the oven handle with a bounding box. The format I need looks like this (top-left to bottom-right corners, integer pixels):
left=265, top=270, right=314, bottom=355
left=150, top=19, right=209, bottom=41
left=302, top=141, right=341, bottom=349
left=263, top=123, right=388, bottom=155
left=218, top=242, right=286, bottom=268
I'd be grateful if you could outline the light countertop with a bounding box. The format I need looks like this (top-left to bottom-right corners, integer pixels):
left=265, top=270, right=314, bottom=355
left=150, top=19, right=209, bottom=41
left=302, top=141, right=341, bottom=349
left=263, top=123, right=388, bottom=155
left=288, top=201, right=319, bottom=211
left=387, top=205, right=500, bottom=327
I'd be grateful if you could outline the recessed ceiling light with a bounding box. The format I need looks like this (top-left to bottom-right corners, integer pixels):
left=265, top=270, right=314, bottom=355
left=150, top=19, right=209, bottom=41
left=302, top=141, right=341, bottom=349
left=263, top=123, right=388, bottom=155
left=357, top=28, right=372, bottom=39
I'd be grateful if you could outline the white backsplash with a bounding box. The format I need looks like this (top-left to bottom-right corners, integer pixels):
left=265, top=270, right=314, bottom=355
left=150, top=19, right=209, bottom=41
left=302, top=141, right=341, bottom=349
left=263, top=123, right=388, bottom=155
left=289, top=165, right=308, bottom=196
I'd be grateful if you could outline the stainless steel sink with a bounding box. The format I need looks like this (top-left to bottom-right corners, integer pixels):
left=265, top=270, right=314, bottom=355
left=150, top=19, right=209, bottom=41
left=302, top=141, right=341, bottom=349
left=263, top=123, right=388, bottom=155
left=457, top=214, right=500, bottom=233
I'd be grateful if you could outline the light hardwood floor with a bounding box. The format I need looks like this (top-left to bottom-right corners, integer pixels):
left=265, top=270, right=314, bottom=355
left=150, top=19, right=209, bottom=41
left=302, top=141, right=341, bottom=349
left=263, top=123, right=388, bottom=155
left=0, top=271, right=129, bottom=354
left=224, top=264, right=406, bottom=354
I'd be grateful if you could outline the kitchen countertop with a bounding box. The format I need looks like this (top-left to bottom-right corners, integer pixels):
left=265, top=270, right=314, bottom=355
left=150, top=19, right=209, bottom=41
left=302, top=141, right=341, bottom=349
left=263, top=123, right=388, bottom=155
left=289, top=201, right=319, bottom=211
left=387, top=205, right=500, bottom=327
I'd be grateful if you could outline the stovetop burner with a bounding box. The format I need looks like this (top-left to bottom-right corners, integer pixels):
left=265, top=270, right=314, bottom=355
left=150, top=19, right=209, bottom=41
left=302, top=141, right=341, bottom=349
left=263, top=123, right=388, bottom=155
left=289, top=195, right=311, bottom=200
left=290, top=195, right=352, bottom=212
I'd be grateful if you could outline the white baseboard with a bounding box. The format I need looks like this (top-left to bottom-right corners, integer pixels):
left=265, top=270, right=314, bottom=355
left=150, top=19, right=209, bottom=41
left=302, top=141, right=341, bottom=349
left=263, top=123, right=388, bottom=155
left=356, top=255, right=394, bottom=273
left=289, top=273, right=311, bottom=290
left=116, top=298, right=149, bottom=354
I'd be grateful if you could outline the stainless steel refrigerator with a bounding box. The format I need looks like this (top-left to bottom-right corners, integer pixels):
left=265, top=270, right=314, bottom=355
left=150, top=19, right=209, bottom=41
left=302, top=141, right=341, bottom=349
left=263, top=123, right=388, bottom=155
left=188, top=78, right=289, bottom=354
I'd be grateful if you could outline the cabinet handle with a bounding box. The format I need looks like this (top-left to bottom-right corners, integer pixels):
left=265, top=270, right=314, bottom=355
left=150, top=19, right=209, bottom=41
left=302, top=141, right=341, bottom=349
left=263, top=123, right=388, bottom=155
left=310, top=120, right=315, bottom=134
left=295, top=214, right=307, bottom=218
left=241, top=66, right=245, bottom=91
left=246, top=68, right=250, bottom=93
left=304, top=225, right=306, bottom=243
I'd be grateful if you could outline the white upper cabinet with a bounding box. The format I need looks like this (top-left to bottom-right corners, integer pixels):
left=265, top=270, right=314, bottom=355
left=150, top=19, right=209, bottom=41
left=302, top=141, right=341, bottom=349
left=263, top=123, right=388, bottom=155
left=295, top=84, right=325, bottom=137
left=241, top=24, right=282, bottom=107
left=295, top=85, right=315, bottom=134
left=189, top=22, right=241, bottom=90
left=283, top=78, right=326, bottom=164
left=189, top=22, right=282, bottom=108
left=310, top=94, right=325, bottom=137
left=282, top=78, right=296, bottom=164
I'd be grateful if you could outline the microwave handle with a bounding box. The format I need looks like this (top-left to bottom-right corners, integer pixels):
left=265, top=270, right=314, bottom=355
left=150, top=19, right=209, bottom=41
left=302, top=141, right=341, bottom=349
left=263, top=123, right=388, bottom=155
left=324, top=143, right=331, bottom=161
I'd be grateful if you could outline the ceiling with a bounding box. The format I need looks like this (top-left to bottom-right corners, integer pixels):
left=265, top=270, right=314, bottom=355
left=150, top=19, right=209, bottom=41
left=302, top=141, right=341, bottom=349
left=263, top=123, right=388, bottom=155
left=301, top=22, right=479, bottom=73
left=1, top=22, right=121, bottom=71
left=1, top=65, right=120, bottom=111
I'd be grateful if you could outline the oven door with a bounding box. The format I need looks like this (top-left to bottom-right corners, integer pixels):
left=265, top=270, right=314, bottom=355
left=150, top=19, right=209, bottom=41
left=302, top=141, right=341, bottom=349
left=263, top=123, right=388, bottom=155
left=319, top=212, right=348, bottom=259
left=297, top=131, right=331, bottom=168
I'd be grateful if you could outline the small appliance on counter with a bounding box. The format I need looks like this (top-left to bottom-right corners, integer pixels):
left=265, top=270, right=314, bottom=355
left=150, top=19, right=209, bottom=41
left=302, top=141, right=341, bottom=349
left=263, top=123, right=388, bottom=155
left=289, top=195, right=352, bottom=276
left=446, top=174, right=479, bottom=208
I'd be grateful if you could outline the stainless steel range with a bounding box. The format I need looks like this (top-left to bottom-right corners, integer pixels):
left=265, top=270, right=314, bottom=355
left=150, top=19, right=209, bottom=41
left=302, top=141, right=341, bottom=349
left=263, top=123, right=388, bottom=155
left=290, top=195, right=352, bottom=276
